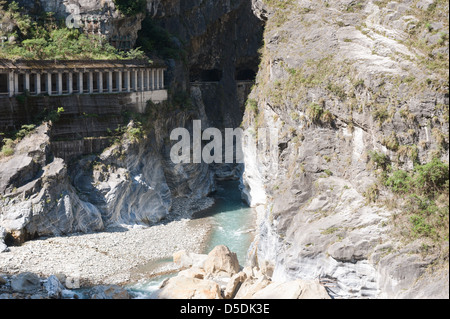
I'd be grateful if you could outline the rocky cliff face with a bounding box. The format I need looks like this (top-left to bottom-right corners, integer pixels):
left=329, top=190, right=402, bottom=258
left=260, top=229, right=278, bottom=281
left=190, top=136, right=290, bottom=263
left=0, top=108, right=217, bottom=245
left=242, top=0, right=449, bottom=299
left=148, top=0, right=263, bottom=128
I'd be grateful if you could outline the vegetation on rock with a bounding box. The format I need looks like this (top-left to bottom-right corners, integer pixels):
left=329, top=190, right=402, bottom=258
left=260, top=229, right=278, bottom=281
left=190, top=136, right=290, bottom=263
left=250, top=0, right=449, bottom=249
left=113, top=0, right=146, bottom=17
left=0, top=1, right=146, bottom=60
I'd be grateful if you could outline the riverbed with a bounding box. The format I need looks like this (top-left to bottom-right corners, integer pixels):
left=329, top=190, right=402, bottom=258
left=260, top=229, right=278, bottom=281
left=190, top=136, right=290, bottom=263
left=0, top=181, right=255, bottom=297
left=128, top=180, right=256, bottom=298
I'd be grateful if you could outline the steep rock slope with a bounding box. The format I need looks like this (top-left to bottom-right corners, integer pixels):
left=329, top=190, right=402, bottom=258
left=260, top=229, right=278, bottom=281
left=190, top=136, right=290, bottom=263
left=243, top=0, right=449, bottom=299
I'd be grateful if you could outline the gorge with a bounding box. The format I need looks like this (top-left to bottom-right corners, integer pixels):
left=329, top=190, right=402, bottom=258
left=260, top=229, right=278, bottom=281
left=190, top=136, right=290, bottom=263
left=0, top=0, right=449, bottom=300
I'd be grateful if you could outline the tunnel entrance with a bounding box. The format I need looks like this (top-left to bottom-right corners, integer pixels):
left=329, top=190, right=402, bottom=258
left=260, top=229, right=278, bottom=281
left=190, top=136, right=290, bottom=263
left=235, top=69, right=257, bottom=81
left=190, top=69, right=223, bottom=82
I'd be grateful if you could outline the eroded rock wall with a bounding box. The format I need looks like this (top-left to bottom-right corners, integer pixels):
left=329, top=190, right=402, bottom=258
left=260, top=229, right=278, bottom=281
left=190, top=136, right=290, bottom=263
left=243, top=0, right=449, bottom=299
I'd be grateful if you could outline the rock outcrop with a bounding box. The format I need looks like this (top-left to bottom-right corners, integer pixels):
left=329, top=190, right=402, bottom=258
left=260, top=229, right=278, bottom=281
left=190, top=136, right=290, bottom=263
left=90, top=285, right=131, bottom=300
left=0, top=272, right=131, bottom=299
left=242, top=0, right=449, bottom=299
left=154, top=246, right=331, bottom=299
left=251, top=280, right=330, bottom=300
left=203, top=245, right=241, bottom=278
left=0, top=117, right=215, bottom=247
left=10, top=272, right=41, bottom=294
left=0, top=227, right=8, bottom=253
left=0, top=124, right=104, bottom=245
left=157, top=276, right=223, bottom=300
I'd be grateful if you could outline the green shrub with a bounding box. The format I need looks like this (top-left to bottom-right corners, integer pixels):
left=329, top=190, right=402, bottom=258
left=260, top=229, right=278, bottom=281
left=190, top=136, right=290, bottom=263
left=364, top=184, right=380, bottom=203
left=113, top=0, right=146, bottom=16
left=384, top=158, right=449, bottom=242
left=321, top=110, right=335, bottom=124
left=410, top=214, right=435, bottom=238
left=382, top=132, right=399, bottom=151
left=1, top=3, right=146, bottom=60
left=1, top=145, right=14, bottom=157
left=372, top=104, right=390, bottom=123
left=1, top=138, right=15, bottom=157
left=306, top=103, right=323, bottom=123
left=324, top=169, right=333, bottom=177
left=246, top=99, right=259, bottom=115
left=369, top=150, right=390, bottom=170
left=413, top=158, right=449, bottom=194
left=385, top=169, right=412, bottom=193
left=15, top=124, right=36, bottom=139
left=136, top=17, right=184, bottom=60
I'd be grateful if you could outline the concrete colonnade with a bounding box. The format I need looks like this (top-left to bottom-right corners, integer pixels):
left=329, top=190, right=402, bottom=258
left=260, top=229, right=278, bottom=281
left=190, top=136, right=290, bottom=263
left=0, top=68, right=165, bottom=97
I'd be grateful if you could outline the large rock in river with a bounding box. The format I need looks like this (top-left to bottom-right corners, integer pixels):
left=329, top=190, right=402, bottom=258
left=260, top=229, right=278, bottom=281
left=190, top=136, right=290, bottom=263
left=251, top=280, right=331, bottom=299
left=156, top=276, right=223, bottom=300
left=203, top=245, right=240, bottom=277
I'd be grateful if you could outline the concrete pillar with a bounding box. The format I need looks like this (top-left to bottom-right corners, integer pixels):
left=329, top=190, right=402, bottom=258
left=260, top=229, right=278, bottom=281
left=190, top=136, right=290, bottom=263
left=57, top=72, right=63, bottom=95
left=8, top=72, right=15, bottom=97
left=98, top=72, right=103, bottom=93
left=47, top=73, right=52, bottom=95
left=116, top=71, right=122, bottom=92
left=145, top=69, right=152, bottom=91
left=149, top=70, right=153, bottom=90
left=88, top=72, right=94, bottom=94
left=36, top=73, right=41, bottom=95
left=160, top=69, right=164, bottom=89
left=132, top=70, right=138, bottom=92
left=14, top=73, right=19, bottom=94
left=125, top=71, right=131, bottom=92
left=139, top=69, right=144, bottom=91
left=68, top=72, right=73, bottom=94
left=156, top=69, right=160, bottom=90
left=24, top=73, right=30, bottom=93
left=108, top=71, right=113, bottom=93
left=142, top=69, right=148, bottom=91
left=78, top=72, right=84, bottom=94
left=152, top=70, right=155, bottom=90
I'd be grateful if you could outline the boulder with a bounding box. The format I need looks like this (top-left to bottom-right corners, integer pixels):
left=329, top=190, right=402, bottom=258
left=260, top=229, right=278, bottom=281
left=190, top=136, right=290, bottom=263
left=173, top=250, right=208, bottom=269
left=90, top=285, right=131, bottom=299
left=0, top=242, right=8, bottom=253
left=0, top=155, right=38, bottom=194
left=224, top=271, right=247, bottom=299
left=156, top=276, right=223, bottom=299
left=0, top=275, right=7, bottom=286
left=251, top=280, right=331, bottom=299
left=0, top=227, right=8, bottom=253
left=11, top=272, right=41, bottom=293
left=203, top=245, right=240, bottom=277
left=65, top=276, right=81, bottom=289
left=44, top=275, right=65, bottom=299
left=178, top=267, right=206, bottom=280
left=234, top=275, right=271, bottom=299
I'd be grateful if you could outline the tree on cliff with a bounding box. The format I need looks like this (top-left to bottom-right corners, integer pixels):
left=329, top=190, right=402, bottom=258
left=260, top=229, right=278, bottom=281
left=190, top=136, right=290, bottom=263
left=113, top=0, right=147, bottom=17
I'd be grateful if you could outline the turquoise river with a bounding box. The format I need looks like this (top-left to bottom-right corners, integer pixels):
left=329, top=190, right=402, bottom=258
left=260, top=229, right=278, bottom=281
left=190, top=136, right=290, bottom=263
left=129, top=180, right=256, bottom=298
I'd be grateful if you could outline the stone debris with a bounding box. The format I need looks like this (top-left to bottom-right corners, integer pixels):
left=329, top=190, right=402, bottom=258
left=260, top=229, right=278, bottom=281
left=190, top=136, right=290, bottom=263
left=153, top=245, right=331, bottom=300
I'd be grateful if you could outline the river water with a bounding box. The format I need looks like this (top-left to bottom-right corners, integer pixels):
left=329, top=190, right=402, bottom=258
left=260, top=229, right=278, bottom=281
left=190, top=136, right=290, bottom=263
left=128, top=180, right=256, bottom=298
